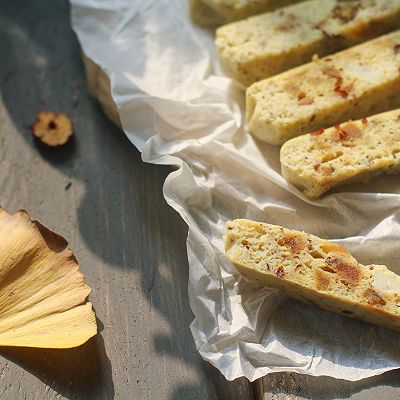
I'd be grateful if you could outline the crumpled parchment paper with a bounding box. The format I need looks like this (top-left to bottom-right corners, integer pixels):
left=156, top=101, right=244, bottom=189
left=70, top=0, right=400, bottom=382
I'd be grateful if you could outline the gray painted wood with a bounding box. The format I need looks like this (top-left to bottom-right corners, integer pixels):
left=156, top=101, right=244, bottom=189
left=260, top=370, right=400, bottom=399
left=0, top=1, right=252, bottom=399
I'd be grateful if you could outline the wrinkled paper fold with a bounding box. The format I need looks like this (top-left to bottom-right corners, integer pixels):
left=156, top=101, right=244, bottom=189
left=71, top=0, right=400, bottom=381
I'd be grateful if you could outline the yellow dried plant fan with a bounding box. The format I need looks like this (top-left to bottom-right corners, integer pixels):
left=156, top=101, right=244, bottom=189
left=0, top=208, right=97, bottom=348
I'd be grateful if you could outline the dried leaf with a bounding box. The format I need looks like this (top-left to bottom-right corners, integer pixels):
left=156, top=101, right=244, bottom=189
left=0, top=208, right=96, bottom=348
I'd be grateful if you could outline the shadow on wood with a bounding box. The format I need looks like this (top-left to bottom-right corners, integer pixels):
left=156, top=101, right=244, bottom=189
left=33, top=135, right=77, bottom=165
left=0, top=333, right=114, bottom=399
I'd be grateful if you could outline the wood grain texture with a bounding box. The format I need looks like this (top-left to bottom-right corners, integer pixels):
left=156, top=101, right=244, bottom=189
left=260, top=370, right=400, bottom=400
left=0, top=0, right=252, bottom=399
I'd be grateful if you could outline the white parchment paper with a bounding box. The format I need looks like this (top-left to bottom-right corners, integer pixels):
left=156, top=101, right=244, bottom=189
left=70, top=0, right=400, bottom=381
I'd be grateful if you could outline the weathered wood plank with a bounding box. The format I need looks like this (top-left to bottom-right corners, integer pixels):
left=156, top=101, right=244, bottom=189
left=261, top=370, right=400, bottom=400
left=0, top=0, right=252, bottom=399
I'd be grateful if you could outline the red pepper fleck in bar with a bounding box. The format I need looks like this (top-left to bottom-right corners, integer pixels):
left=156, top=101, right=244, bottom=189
left=310, top=128, right=324, bottom=137
left=334, top=86, right=349, bottom=98
left=339, top=130, right=348, bottom=141
left=335, top=124, right=348, bottom=141
left=322, top=65, right=343, bottom=86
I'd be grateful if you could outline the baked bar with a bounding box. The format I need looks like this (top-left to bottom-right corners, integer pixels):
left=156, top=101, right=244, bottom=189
left=225, top=219, right=400, bottom=332
left=280, top=109, right=400, bottom=198
left=216, top=0, right=400, bottom=86
left=246, top=30, right=400, bottom=145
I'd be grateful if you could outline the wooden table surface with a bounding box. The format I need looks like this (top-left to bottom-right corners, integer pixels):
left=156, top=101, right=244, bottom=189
left=1, top=1, right=400, bottom=399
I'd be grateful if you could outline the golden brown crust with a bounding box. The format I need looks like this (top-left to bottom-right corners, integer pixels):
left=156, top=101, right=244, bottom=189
left=278, top=235, right=306, bottom=254
left=326, top=257, right=361, bottom=286
left=314, top=269, right=332, bottom=291
left=364, top=288, right=387, bottom=307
